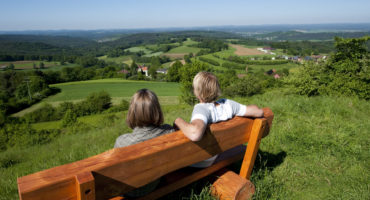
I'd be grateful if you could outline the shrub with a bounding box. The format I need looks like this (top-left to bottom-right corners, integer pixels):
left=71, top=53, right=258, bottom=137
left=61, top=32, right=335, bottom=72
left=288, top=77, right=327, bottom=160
left=106, top=99, right=129, bottom=113
left=198, top=57, right=220, bottom=66
left=223, top=75, right=262, bottom=97
left=61, top=109, right=77, bottom=128
left=287, top=36, right=370, bottom=99
left=23, top=103, right=58, bottom=123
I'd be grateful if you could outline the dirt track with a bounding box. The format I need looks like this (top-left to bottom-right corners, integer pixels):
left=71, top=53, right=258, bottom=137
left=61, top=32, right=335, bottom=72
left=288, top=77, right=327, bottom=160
left=229, top=44, right=265, bottom=56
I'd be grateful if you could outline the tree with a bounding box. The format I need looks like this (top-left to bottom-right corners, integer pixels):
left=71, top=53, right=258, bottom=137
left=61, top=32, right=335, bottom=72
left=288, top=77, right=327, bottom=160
left=148, top=66, right=158, bottom=79
left=8, top=63, right=15, bottom=70
left=287, top=36, right=370, bottom=99
left=166, top=61, right=183, bottom=82
left=39, top=62, right=45, bottom=69
left=130, top=61, right=138, bottom=76
left=179, top=61, right=208, bottom=105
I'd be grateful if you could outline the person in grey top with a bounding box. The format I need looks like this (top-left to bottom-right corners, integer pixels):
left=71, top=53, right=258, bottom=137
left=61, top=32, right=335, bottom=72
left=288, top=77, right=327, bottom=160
left=114, top=89, right=174, bottom=197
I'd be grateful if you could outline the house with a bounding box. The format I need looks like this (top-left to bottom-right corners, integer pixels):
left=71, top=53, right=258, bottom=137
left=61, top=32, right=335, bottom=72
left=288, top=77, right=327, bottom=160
left=156, top=68, right=168, bottom=74
left=138, top=65, right=148, bottom=76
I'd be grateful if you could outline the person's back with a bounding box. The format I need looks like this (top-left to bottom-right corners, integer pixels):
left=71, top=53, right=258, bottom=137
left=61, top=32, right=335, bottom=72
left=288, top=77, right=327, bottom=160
left=174, top=72, right=263, bottom=167
left=114, top=89, right=174, bottom=197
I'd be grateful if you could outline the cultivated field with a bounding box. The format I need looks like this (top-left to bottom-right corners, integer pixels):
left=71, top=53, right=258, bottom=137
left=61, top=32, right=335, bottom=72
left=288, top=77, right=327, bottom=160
left=229, top=44, right=266, bottom=56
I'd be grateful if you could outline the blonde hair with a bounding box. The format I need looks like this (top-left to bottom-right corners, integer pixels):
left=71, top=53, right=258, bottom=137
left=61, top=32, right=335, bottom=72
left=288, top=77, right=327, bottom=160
left=193, top=71, right=221, bottom=103
left=126, top=89, right=163, bottom=129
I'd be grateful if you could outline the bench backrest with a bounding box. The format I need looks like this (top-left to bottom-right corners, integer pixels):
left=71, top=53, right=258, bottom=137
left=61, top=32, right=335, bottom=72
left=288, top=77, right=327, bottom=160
left=17, top=108, right=273, bottom=200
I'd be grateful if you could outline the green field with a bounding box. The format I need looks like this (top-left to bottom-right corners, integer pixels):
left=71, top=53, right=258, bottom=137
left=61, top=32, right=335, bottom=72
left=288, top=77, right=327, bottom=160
left=47, top=79, right=180, bottom=101
left=126, top=46, right=152, bottom=54
left=167, top=45, right=201, bottom=54
left=1, top=88, right=369, bottom=199
left=0, top=61, right=77, bottom=71
left=182, top=38, right=199, bottom=46
left=98, top=55, right=131, bottom=64
left=12, top=79, right=180, bottom=117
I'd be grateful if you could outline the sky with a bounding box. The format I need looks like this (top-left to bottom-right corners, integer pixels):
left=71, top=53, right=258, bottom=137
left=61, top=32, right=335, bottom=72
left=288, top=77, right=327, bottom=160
left=1, top=0, right=370, bottom=30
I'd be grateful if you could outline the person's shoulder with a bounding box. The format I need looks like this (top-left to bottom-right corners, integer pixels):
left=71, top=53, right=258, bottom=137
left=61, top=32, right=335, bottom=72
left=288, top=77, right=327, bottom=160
left=114, top=133, right=132, bottom=148
left=159, top=124, right=175, bottom=133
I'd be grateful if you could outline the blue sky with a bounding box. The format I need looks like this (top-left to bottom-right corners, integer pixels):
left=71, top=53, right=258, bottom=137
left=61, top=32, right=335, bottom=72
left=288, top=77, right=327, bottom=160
left=1, top=0, right=370, bottom=30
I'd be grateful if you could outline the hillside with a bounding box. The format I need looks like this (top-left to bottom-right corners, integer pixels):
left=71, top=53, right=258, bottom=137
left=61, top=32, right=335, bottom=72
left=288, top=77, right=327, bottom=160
left=1, top=89, right=369, bottom=199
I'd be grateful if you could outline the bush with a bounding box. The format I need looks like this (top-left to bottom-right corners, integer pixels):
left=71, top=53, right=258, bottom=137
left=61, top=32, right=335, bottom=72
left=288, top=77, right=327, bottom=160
left=23, top=103, right=58, bottom=123
left=74, top=91, right=112, bottom=116
left=106, top=99, right=129, bottom=113
left=287, top=36, right=370, bottom=99
left=222, top=62, right=245, bottom=70
left=61, top=109, right=77, bottom=127
left=223, top=75, right=262, bottom=97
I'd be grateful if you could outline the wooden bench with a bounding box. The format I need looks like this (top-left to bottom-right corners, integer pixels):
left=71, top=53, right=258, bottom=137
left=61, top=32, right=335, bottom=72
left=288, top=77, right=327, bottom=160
left=17, top=108, right=273, bottom=200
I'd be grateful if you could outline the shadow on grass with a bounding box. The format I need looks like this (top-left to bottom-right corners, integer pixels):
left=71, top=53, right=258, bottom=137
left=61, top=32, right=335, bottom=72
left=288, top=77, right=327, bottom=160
left=160, top=150, right=286, bottom=200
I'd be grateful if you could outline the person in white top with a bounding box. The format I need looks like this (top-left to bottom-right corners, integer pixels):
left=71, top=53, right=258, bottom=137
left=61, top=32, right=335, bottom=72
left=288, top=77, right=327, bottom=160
left=174, top=71, right=264, bottom=167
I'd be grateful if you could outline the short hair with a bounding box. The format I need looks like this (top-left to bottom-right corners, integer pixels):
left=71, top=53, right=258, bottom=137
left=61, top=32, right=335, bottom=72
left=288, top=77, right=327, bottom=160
left=193, top=71, right=221, bottom=103
left=126, top=89, right=163, bottom=129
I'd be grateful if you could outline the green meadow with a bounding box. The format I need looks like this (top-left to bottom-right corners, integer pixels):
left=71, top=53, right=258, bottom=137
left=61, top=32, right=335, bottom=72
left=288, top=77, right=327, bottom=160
left=167, top=45, right=201, bottom=54
left=12, top=79, right=180, bottom=117
left=0, top=61, right=77, bottom=71
left=1, top=88, right=369, bottom=199
left=98, top=55, right=131, bottom=64
left=47, top=79, right=180, bottom=102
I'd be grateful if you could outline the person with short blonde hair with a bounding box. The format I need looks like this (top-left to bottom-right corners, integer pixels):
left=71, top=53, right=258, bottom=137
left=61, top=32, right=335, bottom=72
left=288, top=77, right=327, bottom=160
left=114, top=89, right=174, bottom=197
left=193, top=71, right=221, bottom=103
left=174, top=71, right=264, bottom=168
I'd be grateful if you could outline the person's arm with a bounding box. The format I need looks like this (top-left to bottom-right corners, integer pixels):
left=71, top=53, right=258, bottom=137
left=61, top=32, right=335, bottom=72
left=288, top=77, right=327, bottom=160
left=244, top=104, right=264, bottom=118
left=174, top=118, right=207, bottom=142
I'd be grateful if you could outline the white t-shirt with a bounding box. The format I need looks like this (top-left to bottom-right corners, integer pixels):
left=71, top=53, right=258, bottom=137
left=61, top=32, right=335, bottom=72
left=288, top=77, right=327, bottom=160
left=190, top=99, right=247, bottom=167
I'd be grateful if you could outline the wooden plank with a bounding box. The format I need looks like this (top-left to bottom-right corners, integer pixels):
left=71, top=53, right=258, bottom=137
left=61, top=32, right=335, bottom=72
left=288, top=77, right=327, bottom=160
left=75, top=171, right=95, bottom=200
left=239, top=119, right=267, bottom=179
left=17, top=108, right=274, bottom=200
left=135, top=153, right=245, bottom=200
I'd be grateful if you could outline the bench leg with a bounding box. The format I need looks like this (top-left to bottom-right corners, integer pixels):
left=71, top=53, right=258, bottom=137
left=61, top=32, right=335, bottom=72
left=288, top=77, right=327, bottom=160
left=239, top=119, right=266, bottom=179
left=211, top=170, right=255, bottom=200
left=75, top=171, right=96, bottom=200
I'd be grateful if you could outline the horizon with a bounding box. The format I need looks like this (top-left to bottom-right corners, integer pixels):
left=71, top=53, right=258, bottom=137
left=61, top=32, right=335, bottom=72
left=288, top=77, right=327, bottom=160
left=1, top=0, right=370, bottom=31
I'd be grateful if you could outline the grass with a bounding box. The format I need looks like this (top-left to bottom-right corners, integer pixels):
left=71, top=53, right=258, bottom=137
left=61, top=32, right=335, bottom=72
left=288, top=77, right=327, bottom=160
left=47, top=79, right=180, bottom=102
left=98, top=55, right=131, bottom=64
left=167, top=45, right=201, bottom=54
left=183, top=38, right=199, bottom=46
left=126, top=46, right=152, bottom=54
left=0, top=61, right=77, bottom=71
left=12, top=79, right=180, bottom=117
left=1, top=88, right=369, bottom=199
